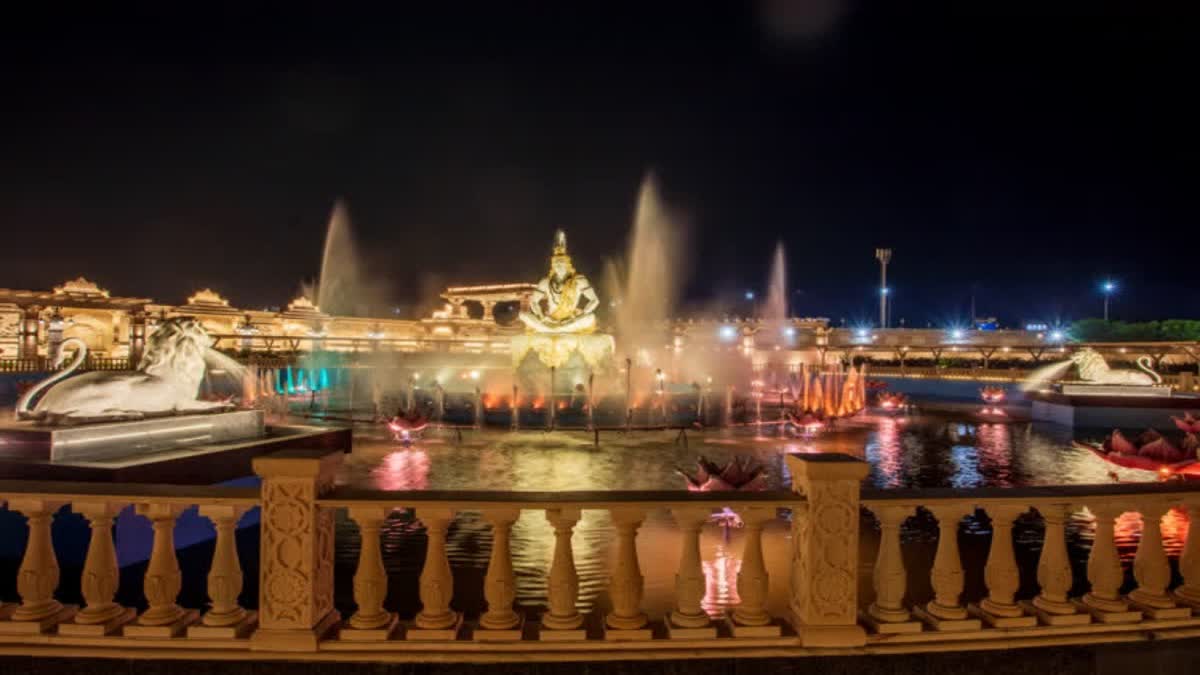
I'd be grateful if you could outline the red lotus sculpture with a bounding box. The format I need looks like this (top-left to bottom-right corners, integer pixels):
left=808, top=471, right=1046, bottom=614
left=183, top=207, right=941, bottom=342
left=876, top=391, right=908, bottom=411
left=979, top=386, right=1006, bottom=404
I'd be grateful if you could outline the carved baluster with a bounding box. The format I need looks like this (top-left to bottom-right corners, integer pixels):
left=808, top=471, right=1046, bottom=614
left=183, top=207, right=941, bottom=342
left=187, top=505, right=257, bottom=638
left=865, top=505, right=920, bottom=633
left=127, top=503, right=198, bottom=637
left=1079, top=503, right=1139, bottom=622
left=477, top=508, right=522, bottom=639
left=338, top=506, right=396, bottom=640
left=915, top=504, right=980, bottom=630
left=1021, top=504, right=1088, bottom=625
left=60, top=502, right=134, bottom=636
left=729, top=506, right=781, bottom=636
left=411, top=507, right=460, bottom=638
left=606, top=508, right=650, bottom=638
left=1128, top=502, right=1190, bottom=619
left=1174, top=499, right=1200, bottom=610
left=0, top=499, right=72, bottom=634
left=667, top=507, right=714, bottom=638
left=541, top=508, right=584, bottom=637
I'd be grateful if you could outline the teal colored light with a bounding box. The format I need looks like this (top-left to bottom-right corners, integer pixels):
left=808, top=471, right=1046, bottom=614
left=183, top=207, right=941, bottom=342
left=320, top=368, right=329, bottom=390
left=286, top=366, right=295, bottom=394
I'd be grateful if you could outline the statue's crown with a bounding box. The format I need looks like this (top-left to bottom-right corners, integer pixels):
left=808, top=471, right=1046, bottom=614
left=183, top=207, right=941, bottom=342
left=552, top=229, right=568, bottom=257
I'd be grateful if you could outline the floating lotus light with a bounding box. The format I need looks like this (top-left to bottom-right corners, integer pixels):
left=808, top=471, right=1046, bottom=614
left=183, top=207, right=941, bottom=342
left=1075, top=428, right=1200, bottom=479
left=876, top=391, right=908, bottom=411
left=979, top=386, right=1006, bottom=404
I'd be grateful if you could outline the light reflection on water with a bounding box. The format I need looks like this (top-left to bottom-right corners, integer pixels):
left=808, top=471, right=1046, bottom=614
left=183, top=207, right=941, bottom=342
left=327, top=412, right=1191, bottom=618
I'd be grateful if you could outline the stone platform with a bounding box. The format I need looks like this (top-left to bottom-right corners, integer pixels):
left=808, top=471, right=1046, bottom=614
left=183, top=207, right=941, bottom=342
left=0, top=421, right=350, bottom=484
left=0, top=410, right=266, bottom=462
left=1029, top=389, right=1200, bottom=428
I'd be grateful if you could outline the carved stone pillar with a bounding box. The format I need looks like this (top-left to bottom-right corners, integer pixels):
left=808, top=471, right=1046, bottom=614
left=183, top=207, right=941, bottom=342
left=1078, top=503, right=1140, bottom=622
left=0, top=499, right=74, bottom=634
left=251, top=449, right=343, bottom=652
left=17, top=306, right=41, bottom=360
left=124, top=503, right=198, bottom=637
left=970, top=504, right=1035, bottom=627
left=339, top=506, right=397, bottom=640
left=1128, top=503, right=1191, bottom=619
left=914, top=504, right=982, bottom=630
left=667, top=507, right=714, bottom=638
left=541, top=508, right=584, bottom=639
left=188, top=505, right=257, bottom=638
left=476, top=508, right=522, bottom=640
left=729, top=506, right=781, bottom=636
left=1018, top=504, right=1088, bottom=625
left=129, top=309, right=148, bottom=365
left=864, top=505, right=920, bottom=633
left=786, top=453, right=869, bottom=647
left=59, top=502, right=134, bottom=636
left=605, top=508, right=650, bottom=639
left=1174, top=499, right=1200, bottom=610
left=481, top=300, right=498, bottom=322
left=411, top=507, right=461, bottom=639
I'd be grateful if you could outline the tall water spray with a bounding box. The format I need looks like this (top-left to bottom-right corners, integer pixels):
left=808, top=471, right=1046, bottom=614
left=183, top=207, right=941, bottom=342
left=605, top=172, right=685, bottom=361
left=315, top=200, right=371, bottom=316
left=762, top=241, right=788, bottom=323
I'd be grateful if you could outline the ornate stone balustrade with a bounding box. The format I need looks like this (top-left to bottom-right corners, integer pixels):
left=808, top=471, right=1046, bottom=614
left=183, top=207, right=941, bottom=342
left=0, top=453, right=1199, bottom=663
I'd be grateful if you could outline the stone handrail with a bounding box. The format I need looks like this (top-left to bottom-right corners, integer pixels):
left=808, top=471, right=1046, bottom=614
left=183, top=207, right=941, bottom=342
left=0, top=450, right=1198, bottom=663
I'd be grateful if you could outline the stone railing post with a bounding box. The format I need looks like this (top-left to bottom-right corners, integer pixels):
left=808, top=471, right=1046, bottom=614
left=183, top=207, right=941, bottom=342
left=971, top=504, right=1035, bottom=627
left=1022, top=504, right=1088, bottom=625
left=786, top=453, right=868, bottom=647
left=667, top=506, right=714, bottom=639
left=914, top=504, right=981, bottom=631
left=477, top=508, right=523, bottom=640
left=1174, top=498, right=1200, bottom=610
left=410, top=507, right=461, bottom=639
left=0, top=499, right=73, bottom=634
left=605, top=507, right=650, bottom=640
left=60, top=502, right=135, bottom=636
left=730, top=506, right=781, bottom=636
left=190, top=504, right=256, bottom=638
left=1078, top=503, right=1140, bottom=622
left=864, top=505, right=920, bottom=633
left=541, top=508, right=584, bottom=639
left=125, top=503, right=198, bottom=637
left=251, top=449, right=343, bottom=651
left=339, top=506, right=396, bottom=640
left=1128, top=502, right=1191, bottom=619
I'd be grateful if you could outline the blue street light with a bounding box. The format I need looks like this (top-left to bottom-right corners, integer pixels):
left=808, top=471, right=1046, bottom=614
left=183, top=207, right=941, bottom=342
left=744, top=291, right=755, bottom=301
left=1101, top=279, right=1117, bottom=320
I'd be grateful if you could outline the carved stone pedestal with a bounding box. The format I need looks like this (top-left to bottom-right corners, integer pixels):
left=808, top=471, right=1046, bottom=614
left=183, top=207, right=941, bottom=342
left=1072, top=600, right=1142, bottom=624
left=967, top=603, right=1037, bottom=628
left=912, top=606, right=981, bottom=632
left=0, top=604, right=15, bottom=621
left=538, top=625, right=588, bottom=641
left=188, top=611, right=258, bottom=639
left=59, top=607, right=137, bottom=636
left=0, top=606, right=76, bottom=635
left=859, top=609, right=922, bottom=634
left=725, top=614, right=782, bottom=638
left=405, top=615, right=462, bottom=641
left=1017, top=600, right=1091, bottom=626
left=602, top=623, right=653, bottom=641
left=124, top=609, right=200, bottom=638
left=338, top=614, right=398, bottom=641
left=473, top=615, right=525, bottom=642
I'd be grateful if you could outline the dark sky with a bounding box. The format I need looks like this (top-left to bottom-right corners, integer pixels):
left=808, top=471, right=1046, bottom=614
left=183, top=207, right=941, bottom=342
left=1, top=3, right=1195, bottom=327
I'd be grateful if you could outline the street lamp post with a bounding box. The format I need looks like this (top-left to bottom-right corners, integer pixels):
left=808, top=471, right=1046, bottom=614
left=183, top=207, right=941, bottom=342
left=1102, top=280, right=1116, bottom=321
left=875, top=248, right=892, bottom=328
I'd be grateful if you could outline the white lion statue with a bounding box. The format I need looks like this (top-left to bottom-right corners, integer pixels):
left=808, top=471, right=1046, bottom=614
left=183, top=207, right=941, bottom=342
left=1021, top=347, right=1161, bottom=391
left=15, top=317, right=236, bottom=424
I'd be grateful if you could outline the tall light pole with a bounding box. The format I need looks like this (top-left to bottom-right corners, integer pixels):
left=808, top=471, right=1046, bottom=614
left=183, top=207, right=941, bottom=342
left=875, top=248, right=892, bottom=328
left=1102, top=280, right=1116, bottom=321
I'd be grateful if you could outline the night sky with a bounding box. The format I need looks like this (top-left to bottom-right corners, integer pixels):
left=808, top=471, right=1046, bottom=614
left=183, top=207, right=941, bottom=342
left=1, top=3, right=1195, bottom=327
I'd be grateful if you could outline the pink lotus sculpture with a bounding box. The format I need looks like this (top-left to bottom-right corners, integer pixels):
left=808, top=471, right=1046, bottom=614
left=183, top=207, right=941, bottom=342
left=979, top=386, right=1006, bottom=404
left=677, top=456, right=767, bottom=492
left=1171, top=413, right=1200, bottom=434
left=1100, top=429, right=1198, bottom=464
left=876, top=391, right=908, bottom=411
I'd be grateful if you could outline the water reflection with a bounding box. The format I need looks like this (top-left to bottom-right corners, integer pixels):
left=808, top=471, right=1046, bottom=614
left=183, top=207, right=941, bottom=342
left=327, top=412, right=1192, bottom=619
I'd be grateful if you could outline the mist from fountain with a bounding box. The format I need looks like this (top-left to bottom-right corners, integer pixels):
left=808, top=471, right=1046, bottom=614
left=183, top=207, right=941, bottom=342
left=762, top=241, right=788, bottom=324
left=605, top=172, right=685, bottom=367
